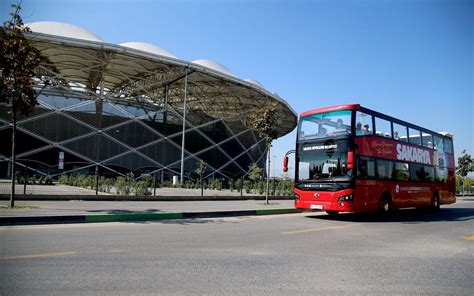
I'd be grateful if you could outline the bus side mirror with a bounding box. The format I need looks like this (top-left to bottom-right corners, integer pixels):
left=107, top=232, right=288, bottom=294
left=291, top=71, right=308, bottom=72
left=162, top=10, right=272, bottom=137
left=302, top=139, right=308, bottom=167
left=347, top=151, right=354, bottom=169
left=283, top=156, right=289, bottom=172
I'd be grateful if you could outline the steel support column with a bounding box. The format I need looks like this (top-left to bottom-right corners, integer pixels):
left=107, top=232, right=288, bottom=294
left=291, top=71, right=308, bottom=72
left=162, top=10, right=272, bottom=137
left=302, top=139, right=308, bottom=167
left=180, top=70, right=188, bottom=182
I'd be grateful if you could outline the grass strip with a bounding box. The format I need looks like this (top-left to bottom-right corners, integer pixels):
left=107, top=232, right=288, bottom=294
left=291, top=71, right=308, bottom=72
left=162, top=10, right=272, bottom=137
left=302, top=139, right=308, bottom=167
left=256, top=208, right=301, bottom=215
left=84, top=212, right=184, bottom=223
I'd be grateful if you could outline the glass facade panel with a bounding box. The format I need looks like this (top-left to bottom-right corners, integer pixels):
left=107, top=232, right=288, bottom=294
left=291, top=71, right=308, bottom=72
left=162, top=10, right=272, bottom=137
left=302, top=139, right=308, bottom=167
left=0, top=128, right=49, bottom=157
left=235, top=153, right=252, bottom=171
left=199, top=121, right=230, bottom=144
left=220, top=162, right=244, bottom=179
left=237, top=130, right=257, bottom=149
left=170, top=131, right=212, bottom=154
left=105, top=152, right=158, bottom=172
left=63, top=135, right=129, bottom=161
left=105, top=121, right=161, bottom=148
left=18, top=147, right=89, bottom=175
left=39, top=94, right=86, bottom=109
left=20, top=114, right=93, bottom=142
left=225, top=120, right=248, bottom=135
left=139, top=141, right=184, bottom=166
left=196, top=147, right=231, bottom=170
left=220, top=138, right=244, bottom=158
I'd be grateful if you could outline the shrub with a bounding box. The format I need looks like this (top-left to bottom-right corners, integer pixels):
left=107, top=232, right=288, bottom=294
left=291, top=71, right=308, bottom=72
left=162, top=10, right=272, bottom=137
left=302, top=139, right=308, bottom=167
left=215, top=179, right=222, bottom=191
left=134, top=180, right=151, bottom=196
left=115, top=173, right=134, bottom=195
left=103, top=178, right=114, bottom=193
left=244, top=180, right=252, bottom=194
left=235, top=179, right=242, bottom=192
left=58, top=174, right=69, bottom=185
left=257, top=181, right=265, bottom=195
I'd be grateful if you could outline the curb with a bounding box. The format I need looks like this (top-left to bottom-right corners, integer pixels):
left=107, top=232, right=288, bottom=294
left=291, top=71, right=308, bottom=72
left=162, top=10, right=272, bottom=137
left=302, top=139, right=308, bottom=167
left=0, top=208, right=302, bottom=226
left=0, top=194, right=292, bottom=201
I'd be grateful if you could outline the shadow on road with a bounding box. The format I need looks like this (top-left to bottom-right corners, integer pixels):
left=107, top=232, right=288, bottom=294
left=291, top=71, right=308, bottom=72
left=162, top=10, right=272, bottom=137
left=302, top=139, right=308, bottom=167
left=306, top=207, right=474, bottom=223
left=87, top=209, right=165, bottom=214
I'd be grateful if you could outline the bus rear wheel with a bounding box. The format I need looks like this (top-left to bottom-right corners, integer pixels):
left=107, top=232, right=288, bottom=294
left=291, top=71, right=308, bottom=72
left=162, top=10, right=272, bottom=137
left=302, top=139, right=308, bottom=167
left=326, top=210, right=339, bottom=216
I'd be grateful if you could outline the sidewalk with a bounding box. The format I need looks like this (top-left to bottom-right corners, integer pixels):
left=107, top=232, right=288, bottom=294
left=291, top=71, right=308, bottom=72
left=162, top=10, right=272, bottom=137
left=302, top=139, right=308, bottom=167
left=0, top=199, right=299, bottom=226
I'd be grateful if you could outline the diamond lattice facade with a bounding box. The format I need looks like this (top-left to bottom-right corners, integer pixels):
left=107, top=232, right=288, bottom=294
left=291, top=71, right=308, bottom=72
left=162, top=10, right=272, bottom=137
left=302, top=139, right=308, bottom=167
left=0, top=22, right=297, bottom=181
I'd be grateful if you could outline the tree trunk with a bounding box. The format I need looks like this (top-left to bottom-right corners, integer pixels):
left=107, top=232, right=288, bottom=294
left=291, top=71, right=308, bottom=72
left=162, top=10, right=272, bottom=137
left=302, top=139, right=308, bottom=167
left=200, top=174, right=203, bottom=197
left=10, top=112, right=16, bottom=208
left=462, top=178, right=465, bottom=197
left=266, top=140, right=271, bottom=205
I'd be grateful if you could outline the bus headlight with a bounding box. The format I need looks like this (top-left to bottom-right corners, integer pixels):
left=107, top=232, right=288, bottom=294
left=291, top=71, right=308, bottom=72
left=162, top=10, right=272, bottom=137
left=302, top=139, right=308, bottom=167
left=294, top=193, right=300, bottom=201
left=338, top=194, right=353, bottom=201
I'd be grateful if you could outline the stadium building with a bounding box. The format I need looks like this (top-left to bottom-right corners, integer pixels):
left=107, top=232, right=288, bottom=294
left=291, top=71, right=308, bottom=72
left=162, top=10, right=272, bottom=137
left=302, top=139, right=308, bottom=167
left=0, top=22, right=297, bottom=182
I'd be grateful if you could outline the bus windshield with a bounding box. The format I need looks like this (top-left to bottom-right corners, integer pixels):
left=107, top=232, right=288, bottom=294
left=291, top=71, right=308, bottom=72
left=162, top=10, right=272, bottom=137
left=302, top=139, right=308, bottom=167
left=297, top=139, right=352, bottom=182
left=298, top=110, right=352, bottom=141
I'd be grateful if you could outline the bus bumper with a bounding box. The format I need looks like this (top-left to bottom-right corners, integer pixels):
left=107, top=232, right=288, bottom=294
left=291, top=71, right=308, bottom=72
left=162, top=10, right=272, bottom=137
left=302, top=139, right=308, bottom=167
left=294, top=189, right=355, bottom=212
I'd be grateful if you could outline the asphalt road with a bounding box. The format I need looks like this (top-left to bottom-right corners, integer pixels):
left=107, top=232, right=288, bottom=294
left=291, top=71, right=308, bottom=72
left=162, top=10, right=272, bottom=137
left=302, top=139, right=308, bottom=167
left=1, top=201, right=473, bottom=295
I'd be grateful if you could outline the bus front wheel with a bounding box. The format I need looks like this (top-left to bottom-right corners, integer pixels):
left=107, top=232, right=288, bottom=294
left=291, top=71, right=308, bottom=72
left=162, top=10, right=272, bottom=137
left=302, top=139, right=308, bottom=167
left=378, top=194, right=392, bottom=215
left=326, top=210, right=339, bottom=216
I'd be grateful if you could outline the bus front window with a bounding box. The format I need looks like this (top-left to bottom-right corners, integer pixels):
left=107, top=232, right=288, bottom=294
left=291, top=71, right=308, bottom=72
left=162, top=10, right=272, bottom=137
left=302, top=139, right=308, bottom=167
left=299, top=110, right=352, bottom=141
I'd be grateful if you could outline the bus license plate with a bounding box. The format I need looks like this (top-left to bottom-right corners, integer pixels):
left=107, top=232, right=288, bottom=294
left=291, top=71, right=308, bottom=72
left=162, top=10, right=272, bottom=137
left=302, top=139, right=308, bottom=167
left=310, top=204, right=323, bottom=210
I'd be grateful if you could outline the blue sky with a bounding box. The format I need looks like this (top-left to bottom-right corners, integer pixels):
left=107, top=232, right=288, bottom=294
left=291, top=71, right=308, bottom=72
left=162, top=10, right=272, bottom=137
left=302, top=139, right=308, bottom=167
left=1, top=0, right=472, bottom=177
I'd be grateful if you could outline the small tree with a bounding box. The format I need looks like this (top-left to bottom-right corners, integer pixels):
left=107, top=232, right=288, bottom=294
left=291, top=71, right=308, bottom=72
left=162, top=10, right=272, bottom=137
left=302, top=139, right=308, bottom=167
left=248, top=162, right=262, bottom=194
left=457, top=151, right=473, bottom=196
left=194, top=159, right=206, bottom=196
left=248, top=104, right=279, bottom=203
left=1, top=4, right=46, bottom=207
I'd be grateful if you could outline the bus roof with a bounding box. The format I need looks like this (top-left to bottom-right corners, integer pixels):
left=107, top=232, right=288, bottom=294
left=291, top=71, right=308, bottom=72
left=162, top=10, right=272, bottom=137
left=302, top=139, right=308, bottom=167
left=299, top=104, right=453, bottom=140
left=300, top=104, right=360, bottom=117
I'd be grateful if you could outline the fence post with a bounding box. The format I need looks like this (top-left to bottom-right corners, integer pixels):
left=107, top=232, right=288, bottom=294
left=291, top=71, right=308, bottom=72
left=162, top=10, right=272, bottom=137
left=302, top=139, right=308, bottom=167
left=23, top=165, right=27, bottom=195
left=95, top=165, right=99, bottom=196
left=153, top=172, right=157, bottom=197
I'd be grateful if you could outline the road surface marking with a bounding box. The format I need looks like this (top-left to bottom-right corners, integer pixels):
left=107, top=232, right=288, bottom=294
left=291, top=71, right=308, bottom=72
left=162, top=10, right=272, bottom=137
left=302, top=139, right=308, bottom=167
left=441, top=241, right=464, bottom=250
left=463, top=235, right=474, bottom=241
left=0, top=251, right=76, bottom=260
left=281, top=223, right=360, bottom=235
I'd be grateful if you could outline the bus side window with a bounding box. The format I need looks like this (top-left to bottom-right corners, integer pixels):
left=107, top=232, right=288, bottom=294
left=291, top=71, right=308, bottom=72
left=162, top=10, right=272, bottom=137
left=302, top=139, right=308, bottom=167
left=444, top=138, right=453, bottom=153
left=422, top=132, right=433, bottom=148
left=355, top=111, right=373, bottom=136
left=392, top=162, right=410, bottom=181
left=376, top=159, right=393, bottom=180
left=357, top=156, right=375, bottom=179
left=433, top=135, right=443, bottom=151
left=408, top=128, right=421, bottom=146
left=393, top=123, right=408, bottom=142
left=375, top=117, right=391, bottom=138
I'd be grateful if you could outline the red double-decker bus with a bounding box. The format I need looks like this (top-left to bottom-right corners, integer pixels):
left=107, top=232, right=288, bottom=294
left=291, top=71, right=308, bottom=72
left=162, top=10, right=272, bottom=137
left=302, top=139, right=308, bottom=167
left=284, top=104, right=456, bottom=215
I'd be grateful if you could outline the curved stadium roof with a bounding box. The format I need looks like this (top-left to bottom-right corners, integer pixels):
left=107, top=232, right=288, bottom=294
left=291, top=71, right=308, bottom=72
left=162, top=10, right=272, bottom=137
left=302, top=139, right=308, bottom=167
left=25, top=21, right=297, bottom=137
